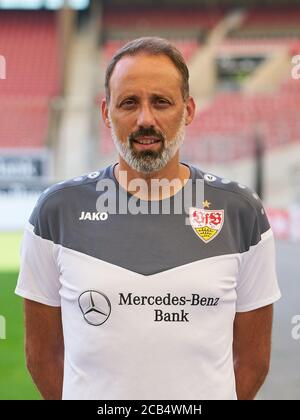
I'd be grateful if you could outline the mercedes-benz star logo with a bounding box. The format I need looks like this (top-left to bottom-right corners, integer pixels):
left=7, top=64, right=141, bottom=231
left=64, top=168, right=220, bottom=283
left=78, top=290, right=111, bottom=326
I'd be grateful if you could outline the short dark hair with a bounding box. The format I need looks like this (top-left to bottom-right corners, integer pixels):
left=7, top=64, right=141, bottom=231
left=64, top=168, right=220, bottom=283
left=105, top=37, right=190, bottom=103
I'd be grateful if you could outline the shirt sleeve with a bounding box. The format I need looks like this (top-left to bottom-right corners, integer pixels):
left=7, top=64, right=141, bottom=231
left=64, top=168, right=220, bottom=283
left=15, top=194, right=61, bottom=307
left=235, top=195, right=281, bottom=312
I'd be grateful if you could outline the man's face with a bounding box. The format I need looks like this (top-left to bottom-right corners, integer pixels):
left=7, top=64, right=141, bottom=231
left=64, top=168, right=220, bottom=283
left=102, top=53, right=195, bottom=174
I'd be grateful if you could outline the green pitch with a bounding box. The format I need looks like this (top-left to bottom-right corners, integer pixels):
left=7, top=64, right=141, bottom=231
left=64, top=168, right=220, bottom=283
left=0, top=232, right=40, bottom=400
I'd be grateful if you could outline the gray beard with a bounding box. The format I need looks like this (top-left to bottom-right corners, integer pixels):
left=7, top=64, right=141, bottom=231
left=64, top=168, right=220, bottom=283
left=109, top=113, right=186, bottom=174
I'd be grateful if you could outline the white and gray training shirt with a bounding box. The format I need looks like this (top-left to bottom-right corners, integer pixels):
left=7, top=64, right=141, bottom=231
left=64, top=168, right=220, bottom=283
left=16, top=163, right=281, bottom=400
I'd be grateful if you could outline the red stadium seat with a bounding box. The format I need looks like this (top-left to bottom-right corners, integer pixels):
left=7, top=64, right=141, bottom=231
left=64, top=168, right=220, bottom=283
left=0, top=11, right=60, bottom=149
left=103, top=9, right=223, bottom=30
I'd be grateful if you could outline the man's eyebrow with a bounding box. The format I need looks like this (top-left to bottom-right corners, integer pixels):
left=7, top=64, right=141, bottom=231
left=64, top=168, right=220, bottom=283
left=151, top=93, right=173, bottom=101
left=116, top=93, right=174, bottom=103
left=116, top=94, right=139, bottom=103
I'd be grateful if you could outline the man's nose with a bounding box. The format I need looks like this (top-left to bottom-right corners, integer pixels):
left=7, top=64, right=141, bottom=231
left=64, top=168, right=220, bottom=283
left=136, top=104, right=156, bottom=127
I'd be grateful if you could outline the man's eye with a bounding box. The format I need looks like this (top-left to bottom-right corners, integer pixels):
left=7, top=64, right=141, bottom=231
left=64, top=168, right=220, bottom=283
left=121, top=100, right=136, bottom=108
left=155, top=99, right=170, bottom=106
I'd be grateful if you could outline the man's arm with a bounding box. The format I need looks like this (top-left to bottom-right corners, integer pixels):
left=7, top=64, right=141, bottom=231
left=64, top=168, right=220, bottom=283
left=24, top=299, right=64, bottom=400
left=233, top=304, right=273, bottom=400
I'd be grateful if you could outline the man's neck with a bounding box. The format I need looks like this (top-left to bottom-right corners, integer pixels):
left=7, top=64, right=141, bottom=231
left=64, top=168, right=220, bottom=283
left=114, top=154, right=191, bottom=201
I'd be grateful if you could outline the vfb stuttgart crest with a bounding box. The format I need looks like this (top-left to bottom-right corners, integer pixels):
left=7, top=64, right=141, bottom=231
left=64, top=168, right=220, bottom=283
left=189, top=207, right=224, bottom=243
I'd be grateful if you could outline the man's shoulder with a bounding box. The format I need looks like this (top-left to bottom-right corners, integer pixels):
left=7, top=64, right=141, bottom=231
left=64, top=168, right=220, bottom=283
left=36, top=166, right=113, bottom=206
left=29, top=166, right=114, bottom=224
left=191, top=164, right=263, bottom=211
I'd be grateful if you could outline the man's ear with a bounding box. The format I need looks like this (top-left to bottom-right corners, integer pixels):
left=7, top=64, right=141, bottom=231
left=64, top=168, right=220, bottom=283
left=185, top=96, right=196, bottom=126
left=101, top=98, right=111, bottom=128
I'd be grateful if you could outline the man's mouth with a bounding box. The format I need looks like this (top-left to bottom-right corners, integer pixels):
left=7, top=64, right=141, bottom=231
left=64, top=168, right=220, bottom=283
left=133, top=136, right=161, bottom=145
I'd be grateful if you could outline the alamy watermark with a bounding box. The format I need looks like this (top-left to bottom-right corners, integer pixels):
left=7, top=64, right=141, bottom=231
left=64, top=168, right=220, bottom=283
left=291, top=315, right=300, bottom=340
left=95, top=171, right=204, bottom=225
left=291, top=55, right=300, bottom=80
left=0, top=55, right=6, bottom=80
left=0, top=315, right=6, bottom=340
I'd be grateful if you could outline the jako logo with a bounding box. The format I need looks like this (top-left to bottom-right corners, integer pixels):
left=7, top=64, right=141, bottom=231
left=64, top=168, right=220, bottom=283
left=0, top=55, right=6, bottom=80
left=291, top=55, right=300, bottom=80
left=78, top=290, right=111, bottom=326
left=291, top=315, right=300, bottom=340
left=79, top=211, right=108, bottom=221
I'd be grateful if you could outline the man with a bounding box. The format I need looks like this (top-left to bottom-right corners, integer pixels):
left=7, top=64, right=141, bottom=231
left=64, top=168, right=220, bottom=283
left=16, top=37, right=281, bottom=400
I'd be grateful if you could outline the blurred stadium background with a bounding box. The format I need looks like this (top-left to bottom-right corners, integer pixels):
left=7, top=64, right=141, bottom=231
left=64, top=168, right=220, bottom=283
left=0, top=0, right=300, bottom=400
